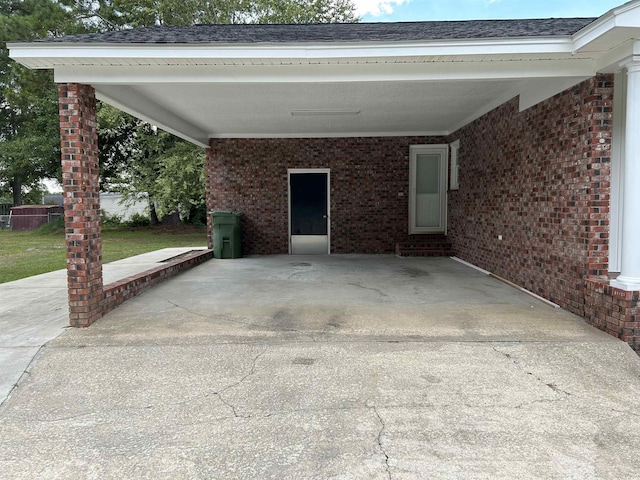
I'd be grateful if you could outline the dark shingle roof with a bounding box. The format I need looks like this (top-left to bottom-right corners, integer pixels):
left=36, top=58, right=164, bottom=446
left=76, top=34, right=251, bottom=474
left=34, top=18, right=596, bottom=44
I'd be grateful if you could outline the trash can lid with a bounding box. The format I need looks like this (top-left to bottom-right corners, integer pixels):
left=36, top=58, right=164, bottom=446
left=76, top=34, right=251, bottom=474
left=210, top=211, right=241, bottom=216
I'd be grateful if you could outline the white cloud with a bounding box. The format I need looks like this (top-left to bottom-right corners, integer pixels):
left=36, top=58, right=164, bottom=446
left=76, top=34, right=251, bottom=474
left=353, top=0, right=410, bottom=18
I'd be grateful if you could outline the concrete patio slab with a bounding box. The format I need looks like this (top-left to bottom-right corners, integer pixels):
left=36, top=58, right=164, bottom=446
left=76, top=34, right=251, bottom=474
left=0, top=247, right=205, bottom=404
left=1, top=255, right=639, bottom=479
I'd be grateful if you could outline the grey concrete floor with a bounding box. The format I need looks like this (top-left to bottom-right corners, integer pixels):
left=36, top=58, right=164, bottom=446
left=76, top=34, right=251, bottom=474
left=1, top=255, right=640, bottom=479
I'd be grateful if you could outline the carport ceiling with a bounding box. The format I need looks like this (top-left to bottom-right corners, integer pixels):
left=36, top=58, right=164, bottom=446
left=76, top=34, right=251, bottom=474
left=98, top=79, right=528, bottom=140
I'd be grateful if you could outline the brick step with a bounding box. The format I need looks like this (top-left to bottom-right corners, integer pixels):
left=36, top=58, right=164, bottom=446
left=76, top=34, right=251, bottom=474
left=395, top=238, right=454, bottom=257
left=397, top=242, right=451, bottom=250
left=396, top=249, right=454, bottom=257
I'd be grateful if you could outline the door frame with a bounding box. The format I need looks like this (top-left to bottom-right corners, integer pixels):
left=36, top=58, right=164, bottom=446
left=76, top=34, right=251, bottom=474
left=409, top=144, right=449, bottom=234
left=288, top=168, right=331, bottom=254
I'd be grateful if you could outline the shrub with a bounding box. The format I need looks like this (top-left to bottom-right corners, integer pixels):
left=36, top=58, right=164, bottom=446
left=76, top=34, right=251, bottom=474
left=125, top=213, right=151, bottom=227
left=101, top=210, right=123, bottom=227
left=34, top=217, right=65, bottom=235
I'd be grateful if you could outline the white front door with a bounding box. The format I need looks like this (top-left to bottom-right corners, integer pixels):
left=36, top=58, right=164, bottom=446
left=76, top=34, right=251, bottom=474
left=409, top=145, right=448, bottom=234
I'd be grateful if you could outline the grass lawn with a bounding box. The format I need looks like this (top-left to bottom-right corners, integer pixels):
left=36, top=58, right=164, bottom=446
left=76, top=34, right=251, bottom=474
left=0, top=224, right=207, bottom=284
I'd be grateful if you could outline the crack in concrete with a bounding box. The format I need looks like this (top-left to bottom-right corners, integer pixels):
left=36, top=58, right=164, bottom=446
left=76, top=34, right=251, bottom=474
left=167, top=299, right=307, bottom=334
left=27, top=349, right=267, bottom=424
left=29, top=391, right=230, bottom=424
left=0, top=345, right=44, bottom=409
left=348, top=282, right=389, bottom=298
left=492, top=345, right=572, bottom=397
left=213, top=348, right=267, bottom=418
left=372, top=405, right=392, bottom=480
left=512, top=396, right=569, bottom=410
left=611, top=408, right=640, bottom=418
left=545, top=382, right=571, bottom=396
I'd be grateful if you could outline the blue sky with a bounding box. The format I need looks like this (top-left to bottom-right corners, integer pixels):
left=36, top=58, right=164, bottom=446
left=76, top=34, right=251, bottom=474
left=356, top=0, right=626, bottom=22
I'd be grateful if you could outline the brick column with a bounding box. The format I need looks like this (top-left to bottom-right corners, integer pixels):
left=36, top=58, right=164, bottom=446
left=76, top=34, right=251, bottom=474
left=205, top=146, right=214, bottom=250
left=585, top=75, right=614, bottom=278
left=59, top=83, right=103, bottom=327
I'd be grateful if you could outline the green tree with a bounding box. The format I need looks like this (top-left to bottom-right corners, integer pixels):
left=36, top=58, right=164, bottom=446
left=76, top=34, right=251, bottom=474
left=64, top=0, right=357, bottom=28
left=0, top=0, right=85, bottom=205
left=100, top=106, right=205, bottom=224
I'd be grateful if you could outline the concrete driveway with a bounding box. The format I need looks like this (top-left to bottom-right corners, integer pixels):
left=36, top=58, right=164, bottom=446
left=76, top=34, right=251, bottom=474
left=1, top=255, right=639, bottom=479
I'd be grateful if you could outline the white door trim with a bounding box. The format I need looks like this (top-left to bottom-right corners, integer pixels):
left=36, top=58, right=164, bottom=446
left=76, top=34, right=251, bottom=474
left=288, top=168, right=331, bottom=254
left=409, top=144, right=448, bottom=234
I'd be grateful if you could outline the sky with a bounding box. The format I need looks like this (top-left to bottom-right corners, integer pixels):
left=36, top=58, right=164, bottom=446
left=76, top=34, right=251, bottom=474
left=355, top=0, right=626, bottom=22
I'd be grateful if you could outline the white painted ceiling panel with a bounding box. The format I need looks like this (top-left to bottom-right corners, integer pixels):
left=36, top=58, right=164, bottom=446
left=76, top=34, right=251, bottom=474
left=128, top=79, right=522, bottom=138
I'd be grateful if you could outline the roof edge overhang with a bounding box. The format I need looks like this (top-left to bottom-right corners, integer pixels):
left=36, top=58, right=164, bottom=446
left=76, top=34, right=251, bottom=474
left=8, top=36, right=580, bottom=67
left=573, top=0, right=640, bottom=51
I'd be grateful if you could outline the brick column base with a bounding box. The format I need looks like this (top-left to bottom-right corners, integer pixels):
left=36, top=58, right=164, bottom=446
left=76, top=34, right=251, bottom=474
left=59, top=83, right=103, bottom=327
left=584, top=277, right=640, bottom=352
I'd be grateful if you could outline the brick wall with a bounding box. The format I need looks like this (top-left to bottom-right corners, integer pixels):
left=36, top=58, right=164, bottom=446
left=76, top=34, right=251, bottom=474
left=206, top=137, right=445, bottom=254
left=103, top=250, right=213, bottom=316
left=447, top=75, right=614, bottom=317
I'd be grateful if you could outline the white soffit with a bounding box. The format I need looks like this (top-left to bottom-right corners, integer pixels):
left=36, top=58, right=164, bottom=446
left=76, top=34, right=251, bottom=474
left=113, top=79, right=525, bottom=139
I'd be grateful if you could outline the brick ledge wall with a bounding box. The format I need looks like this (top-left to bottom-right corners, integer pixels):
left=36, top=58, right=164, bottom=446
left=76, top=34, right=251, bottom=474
left=102, top=249, right=213, bottom=316
left=584, top=276, right=640, bottom=352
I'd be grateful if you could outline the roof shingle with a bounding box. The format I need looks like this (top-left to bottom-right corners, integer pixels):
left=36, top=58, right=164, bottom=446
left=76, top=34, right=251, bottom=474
left=33, top=18, right=596, bottom=44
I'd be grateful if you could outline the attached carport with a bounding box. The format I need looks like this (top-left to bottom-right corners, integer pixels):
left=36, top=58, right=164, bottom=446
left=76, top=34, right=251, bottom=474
left=8, top=2, right=640, bottom=331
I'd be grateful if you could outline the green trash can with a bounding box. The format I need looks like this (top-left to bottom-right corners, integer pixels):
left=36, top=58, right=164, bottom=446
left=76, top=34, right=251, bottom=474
left=211, top=211, right=242, bottom=259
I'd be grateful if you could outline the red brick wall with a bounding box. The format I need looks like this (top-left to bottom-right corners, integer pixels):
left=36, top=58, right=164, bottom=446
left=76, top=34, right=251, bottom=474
left=103, top=250, right=213, bottom=316
left=447, top=75, right=614, bottom=317
left=206, top=137, right=445, bottom=254
left=584, top=277, right=640, bottom=352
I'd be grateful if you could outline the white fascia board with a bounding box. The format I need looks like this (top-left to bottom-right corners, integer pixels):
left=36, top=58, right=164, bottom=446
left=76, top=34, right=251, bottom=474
left=209, top=130, right=449, bottom=139
left=95, top=85, right=208, bottom=147
left=54, top=58, right=596, bottom=85
left=9, top=36, right=577, bottom=66
left=572, top=15, right=618, bottom=53
left=572, top=0, right=640, bottom=52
